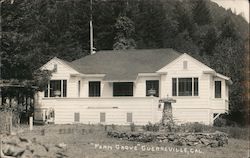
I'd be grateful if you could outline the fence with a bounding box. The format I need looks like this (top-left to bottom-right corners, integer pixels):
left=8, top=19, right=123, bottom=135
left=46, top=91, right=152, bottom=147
left=0, top=111, right=20, bottom=134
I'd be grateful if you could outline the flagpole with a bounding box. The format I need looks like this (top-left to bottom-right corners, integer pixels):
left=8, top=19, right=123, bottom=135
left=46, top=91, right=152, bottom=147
left=90, top=0, right=93, bottom=55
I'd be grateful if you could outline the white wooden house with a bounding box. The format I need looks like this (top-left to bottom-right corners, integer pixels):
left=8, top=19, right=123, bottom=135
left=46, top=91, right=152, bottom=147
left=35, top=49, right=231, bottom=125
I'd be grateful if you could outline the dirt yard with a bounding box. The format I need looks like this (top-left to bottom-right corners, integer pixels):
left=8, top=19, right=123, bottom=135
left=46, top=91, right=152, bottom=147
left=12, top=124, right=249, bottom=158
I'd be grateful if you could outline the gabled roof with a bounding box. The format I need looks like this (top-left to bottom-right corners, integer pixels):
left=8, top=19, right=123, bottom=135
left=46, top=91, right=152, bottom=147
left=70, top=49, right=182, bottom=81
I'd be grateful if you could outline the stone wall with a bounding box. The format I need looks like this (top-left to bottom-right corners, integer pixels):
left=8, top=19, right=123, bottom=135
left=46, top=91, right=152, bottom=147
left=107, top=131, right=228, bottom=148
left=0, top=134, right=67, bottom=158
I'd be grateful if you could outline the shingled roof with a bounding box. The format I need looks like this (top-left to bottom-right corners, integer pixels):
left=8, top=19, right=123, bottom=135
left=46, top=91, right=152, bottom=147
left=69, top=49, right=182, bottom=81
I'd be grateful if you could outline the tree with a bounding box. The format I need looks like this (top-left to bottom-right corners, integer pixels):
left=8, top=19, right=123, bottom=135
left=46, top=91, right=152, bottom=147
left=113, top=16, right=136, bottom=50
left=172, top=30, right=200, bottom=58
left=192, top=0, right=212, bottom=25
left=173, top=1, right=195, bottom=34
left=211, top=38, right=246, bottom=125
left=219, top=16, right=240, bottom=41
left=134, top=0, right=166, bottom=48
left=192, top=25, right=219, bottom=55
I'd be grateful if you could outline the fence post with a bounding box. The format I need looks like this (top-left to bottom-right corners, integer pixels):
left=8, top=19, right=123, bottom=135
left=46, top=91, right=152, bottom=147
left=29, top=116, right=33, bottom=131
left=9, top=111, right=12, bottom=135
left=0, top=135, right=3, bottom=157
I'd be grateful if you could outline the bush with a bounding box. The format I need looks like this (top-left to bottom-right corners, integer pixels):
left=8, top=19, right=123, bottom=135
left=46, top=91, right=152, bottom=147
left=214, top=114, right=240, bottom=127
left=214, top=117, right=227, bottom=127
left=179, top=122, right=213, bottom=133
left=130, top=123, right=135, bottom=132
left=143, top=122, right=159, bottom=132
left=215, top=126, right=248, bottom=139
left=111, top=124, right=116, bottom=130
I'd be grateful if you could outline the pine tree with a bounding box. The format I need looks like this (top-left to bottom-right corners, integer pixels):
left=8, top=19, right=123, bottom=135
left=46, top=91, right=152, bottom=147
left=113, top=16, right=136, bottom=50
left=192, top=0, right=212, bottom=25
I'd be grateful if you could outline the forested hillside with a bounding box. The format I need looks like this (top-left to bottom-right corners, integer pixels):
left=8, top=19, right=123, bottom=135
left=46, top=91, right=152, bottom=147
left=1, top=0, right=248, bottom=125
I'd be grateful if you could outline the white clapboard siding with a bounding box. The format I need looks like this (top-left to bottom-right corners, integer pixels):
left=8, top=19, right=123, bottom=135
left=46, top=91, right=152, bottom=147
left=172, top=108, right=211, bottom=125
left=40, top=97, right=159, bottom=125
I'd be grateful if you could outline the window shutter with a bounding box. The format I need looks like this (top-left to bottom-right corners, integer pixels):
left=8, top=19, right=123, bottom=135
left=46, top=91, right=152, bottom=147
left=100, top=112, right=106, bottom=122
left=74, top=112, right=80, bottom=122
left=127, top=112, right=133, bottom=123
left=183, top=61, right=188, bottom=69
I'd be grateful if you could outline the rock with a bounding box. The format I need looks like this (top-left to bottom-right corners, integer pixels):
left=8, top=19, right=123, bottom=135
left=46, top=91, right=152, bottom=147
left=174, top=140, right=183, bottom=146
left=200, top=138, right=210, bottom=146
left=187, top=142, right=194, bottom=146
left=186, top=135, right=197, bottom=142
left=168, top=135, right=175, bottom=141
left=4, top=136, right=20, bottom=146
left=19, top=137, right=30, bottom=143
left=28, top=143, right=48, bottom=157
left=56, top=143, right=67, bottom=149
left=156, top=136, right=166, bottom=140
left=20, top=150, right=33, bottom=158
left=18, top=141, right=30, bottom=149
left=210, top=140, right=219, bottom=148
left=2, top=144, right=25, bottom=157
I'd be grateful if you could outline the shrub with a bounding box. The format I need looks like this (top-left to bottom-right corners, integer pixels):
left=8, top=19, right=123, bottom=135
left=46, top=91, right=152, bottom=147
left=179, top=122, right=213, bottom=133
left=130, top=123, right=135, bottom=132
left=192, top=122, right=204, bottom=132
left=214, top=117, right=227, bottom=127
left=111, top=124, right=116, bottom=130
left=215, top=126, right=248, bottom=140
left=104, top=125, right=108, bottom=131
left=143, top=122, right=159, bottom=132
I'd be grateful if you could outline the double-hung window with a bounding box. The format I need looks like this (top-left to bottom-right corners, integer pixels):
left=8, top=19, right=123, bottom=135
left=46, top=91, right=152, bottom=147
left=172, top=78, right=199, bottom=96
left=146, top=80, right=159, bottom=97
left=215, top=81, right=221, bottom=98
left=89, top=81, right=101, bottom=97
left=44, top=80, right=67, bottom=97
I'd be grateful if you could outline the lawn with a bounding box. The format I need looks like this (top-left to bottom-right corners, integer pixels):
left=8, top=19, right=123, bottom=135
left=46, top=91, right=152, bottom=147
left=17, top=124, right=249, bottom=158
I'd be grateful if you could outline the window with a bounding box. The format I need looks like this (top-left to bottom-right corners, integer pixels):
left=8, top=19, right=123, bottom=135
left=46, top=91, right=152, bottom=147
left=127, top=112, right=133, bottom=123
left=146, top=80, right=159, bottom=97
left=89, top=81, right=100, bottom=97
left=113, top=82, right=133, bottom=96
left=183, top=61, right=188, bottom=69
left=78, top=80, right=81, bottom=97
left=50, top=80, right=61, bottom=97
left=194, top=78, right=199, bottom=96
left=54, top=64, right=57, bottom=72
left=172, top=78, right=199, bottom=96
left=100, top=112, right=106, bottom=123
left=215, top=81, right=221, bottom=98
left=74, top=112, right=80, bottom=122
left=178, top=78, right=192, bottom=96
left=44, top=84, right=49, bottom=97
left=63, top=80, right=67, bottom=97
left=172, top=78, right=177, bottom=96
left=44, top=80, right=67, bottom=97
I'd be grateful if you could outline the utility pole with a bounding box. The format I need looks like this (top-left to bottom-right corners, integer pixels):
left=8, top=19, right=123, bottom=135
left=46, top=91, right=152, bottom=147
left=90, top=0, right=93, bottom=55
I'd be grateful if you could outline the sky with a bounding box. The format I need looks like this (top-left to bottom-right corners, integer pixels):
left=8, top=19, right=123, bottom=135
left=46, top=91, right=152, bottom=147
left=211, top=0, right=249, bottom=22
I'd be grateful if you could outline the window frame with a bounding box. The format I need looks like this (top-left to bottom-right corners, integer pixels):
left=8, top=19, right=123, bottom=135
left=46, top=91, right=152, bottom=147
left=44, top=79, right=67, bottom=98
left=89, top=81, right=101, bottom=97
left=146, top=80, right=159, bottom=97
left=113, top=82, right=134, bottom=97
left=215, top=80, right=222, bottom=98
left=172, top=77, right=199, bottom=97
